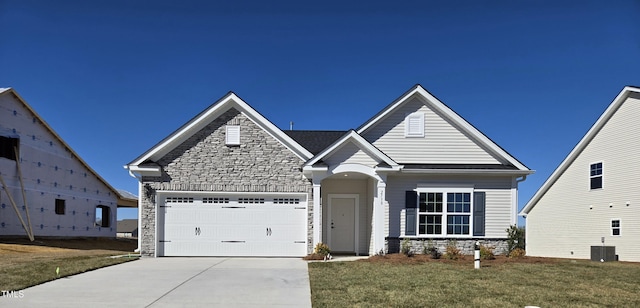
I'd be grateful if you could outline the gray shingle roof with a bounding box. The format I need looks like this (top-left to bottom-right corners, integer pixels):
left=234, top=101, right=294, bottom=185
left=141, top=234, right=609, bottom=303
left=283, top=130, right=347, bottom=155
left=117, top=219, right=138, bottom=233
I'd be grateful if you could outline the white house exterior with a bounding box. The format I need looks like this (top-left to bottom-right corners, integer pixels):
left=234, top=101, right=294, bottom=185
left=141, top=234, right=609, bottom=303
left=0, top=88, right=136, bottom=239
left=520, top=86, right=640, bottom=262
left=126, top=85, right=532, bottom=257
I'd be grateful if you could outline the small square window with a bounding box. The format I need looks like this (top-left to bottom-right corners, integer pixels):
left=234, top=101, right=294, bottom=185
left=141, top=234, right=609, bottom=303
left=55, top=199, right=65, bottom=215
left=226, top=125, right=240, bottom=145
left=611, top=219, right=620, bottom=236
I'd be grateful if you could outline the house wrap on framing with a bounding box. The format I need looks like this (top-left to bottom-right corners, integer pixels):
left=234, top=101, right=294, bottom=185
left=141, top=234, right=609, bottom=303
left=0, top=87, right=136, bottom=239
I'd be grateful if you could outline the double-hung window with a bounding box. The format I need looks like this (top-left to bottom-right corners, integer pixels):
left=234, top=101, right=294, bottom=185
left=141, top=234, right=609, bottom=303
left=590, top=162, right=603, bottom=189
left=417, top=189, right=472, bottom=236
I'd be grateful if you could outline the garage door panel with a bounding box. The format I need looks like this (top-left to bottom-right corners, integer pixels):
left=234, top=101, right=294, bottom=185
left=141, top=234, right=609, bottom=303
left=163, top=240, right=306, bottom=257
left=159, top=194, right=307, bottom=257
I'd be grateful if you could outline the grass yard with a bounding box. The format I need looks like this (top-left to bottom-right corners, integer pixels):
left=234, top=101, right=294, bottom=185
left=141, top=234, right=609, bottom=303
left=0, top=237, right=138, bottom=291
left=308, top=254, right=640, bottom=307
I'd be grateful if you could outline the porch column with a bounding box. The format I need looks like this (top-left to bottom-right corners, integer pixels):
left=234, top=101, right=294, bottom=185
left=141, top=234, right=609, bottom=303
left=372, top=179, right=386, bottom=254
left=312, top=181, right=322, bottom=248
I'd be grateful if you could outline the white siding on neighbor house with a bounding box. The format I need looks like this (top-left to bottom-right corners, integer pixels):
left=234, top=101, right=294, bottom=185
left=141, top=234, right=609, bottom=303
left=0, top=93, right=118, bottom=237
left=362, top=96, right=502, bottom=164
left=322, top=141, right=381, bottom=167
left=386, top=175, right=515, bottom=238
left=526, top=95, right=640, bottom=262
left=321, top=178, right=373, bottom=255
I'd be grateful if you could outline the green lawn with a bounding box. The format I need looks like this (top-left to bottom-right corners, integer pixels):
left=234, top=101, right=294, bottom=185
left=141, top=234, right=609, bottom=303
left=308, top=257, right=640, bottom=307
left=0, top=254, right=137, bottom=291
left=0, top=238, right=138, bottom=291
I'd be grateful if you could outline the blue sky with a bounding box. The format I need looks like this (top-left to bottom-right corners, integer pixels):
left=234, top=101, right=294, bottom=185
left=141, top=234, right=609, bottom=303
left=1, top=1, right=639, bottom=224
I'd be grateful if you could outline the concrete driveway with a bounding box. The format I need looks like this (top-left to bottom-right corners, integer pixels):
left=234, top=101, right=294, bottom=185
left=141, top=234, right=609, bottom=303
left=1, top=258, right=312, bottom=307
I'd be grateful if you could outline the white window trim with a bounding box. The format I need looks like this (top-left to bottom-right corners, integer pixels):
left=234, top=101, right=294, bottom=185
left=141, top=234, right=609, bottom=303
left=415, top=188, right=474, bottom=238
left=226, top=125, right=240, bottom=145
left=404, top=112, right=425, bottom=137
left=611, top=218, right=621, bottom=236
left=589, top=161, right=603, bottom=190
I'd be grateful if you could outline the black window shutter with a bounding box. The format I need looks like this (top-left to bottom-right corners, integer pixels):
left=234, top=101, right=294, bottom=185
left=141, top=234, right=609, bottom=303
left=405, top=191, right=417, bottom=236
left=473, top=192, right=486, bottom=236
left=405, top=191, right=417, bottom=208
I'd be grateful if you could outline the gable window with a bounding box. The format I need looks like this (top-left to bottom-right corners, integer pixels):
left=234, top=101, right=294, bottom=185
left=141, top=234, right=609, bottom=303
left=417, top=190, right=472, bottom=236
left=226, top=125, right=240, bottom=145
left=590, top=162, right=603, bottom=189
left=611, top=219, right=620, bottom=236
left=95, top=205, right=111, bottom=227
left=404, top=112, right=425, bottom=137
left=55, top=199, right=65, bottom=215
left=0, top=136, right=19, bottom=160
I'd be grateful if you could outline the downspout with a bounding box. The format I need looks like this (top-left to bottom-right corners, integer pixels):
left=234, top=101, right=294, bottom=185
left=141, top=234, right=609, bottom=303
left=514, top=175, right=528, bottom=225
left=125, top=166, right=143, bottom=253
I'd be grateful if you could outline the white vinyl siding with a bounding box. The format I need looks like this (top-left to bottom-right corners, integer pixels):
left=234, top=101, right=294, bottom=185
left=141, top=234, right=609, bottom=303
left=362, top=96, right=501, bottom=164
left=526, top=95, right=640, bottom=262
left=386, top=175, right=515, bottom=238
left=323, top=141, right=380, bottom=167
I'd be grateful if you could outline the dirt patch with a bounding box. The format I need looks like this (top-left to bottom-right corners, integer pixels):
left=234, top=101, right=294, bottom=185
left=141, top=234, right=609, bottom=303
left=362, top=253, right=561, bottom=265
left=0, top=237, right=137, bottom=266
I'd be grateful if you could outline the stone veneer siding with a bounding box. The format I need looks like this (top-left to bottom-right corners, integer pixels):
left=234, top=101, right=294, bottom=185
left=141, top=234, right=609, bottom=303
left=386, top=238, right=509, bottom=255
left=139, top=108, right=312, bottom=256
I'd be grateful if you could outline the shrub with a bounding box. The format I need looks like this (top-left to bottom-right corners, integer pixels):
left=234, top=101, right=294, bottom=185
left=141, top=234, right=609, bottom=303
left=427, top=246, right=442, bottom=259
left=509, top=248, right=526, bottom=258
left=444, top=240, right=461, bottom=260
left=314, top=242, right=331, bottom=256
left=480, top=245, right=495, bottom=260
left=422, top=240, right=441, bottom=259
left=506, top=225, right=526, bottom=254
left=400, top=238, right=414, bottom=257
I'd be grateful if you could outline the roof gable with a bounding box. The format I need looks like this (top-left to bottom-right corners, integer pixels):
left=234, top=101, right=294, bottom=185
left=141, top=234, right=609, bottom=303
left=520, top=86, right=640, bottom=216
left=127, top=92, right=313, bottom=168
left=0, top=88, right=135, bottom=207
left=357, top=85, right=530, bottom=171
left=304, top=130, right=398, bottom=168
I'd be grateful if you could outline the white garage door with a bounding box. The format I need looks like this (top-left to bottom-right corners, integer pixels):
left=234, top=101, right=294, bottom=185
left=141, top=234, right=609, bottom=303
left=157, top=193, right=308, bottom=257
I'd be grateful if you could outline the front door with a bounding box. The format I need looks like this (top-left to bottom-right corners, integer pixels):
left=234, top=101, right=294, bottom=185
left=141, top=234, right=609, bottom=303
left=329, top=196, right=357, bottom=253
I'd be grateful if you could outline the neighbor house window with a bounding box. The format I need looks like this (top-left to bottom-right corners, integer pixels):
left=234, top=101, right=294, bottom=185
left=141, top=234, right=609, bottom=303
left=0, top=136, right=19, bottom=160
left=417, top=190, right=472, bottom=236
left=404, top=112, right=425, bottom=137
left=95, top=205, right=110, bottom=227
left=226, top=125, right=240, bottom=145
left=611, top=219, right=620, bottom=236
left=590, top=162, right=603, bottom=189
left=55, top=199, right=65, bottom=215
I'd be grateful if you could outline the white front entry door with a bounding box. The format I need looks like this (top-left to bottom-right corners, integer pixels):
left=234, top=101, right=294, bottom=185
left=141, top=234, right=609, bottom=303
left=329, top=196, right=358, bottom=253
